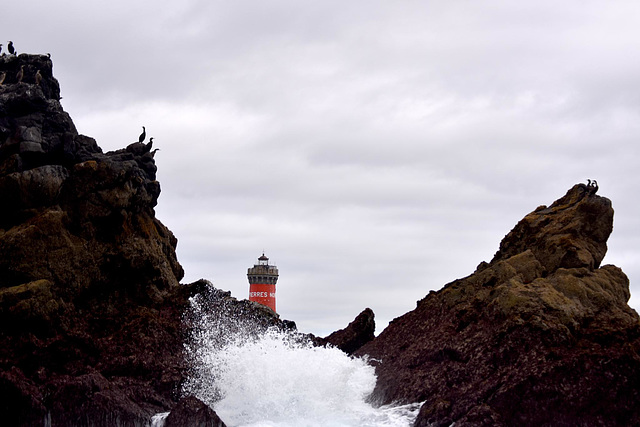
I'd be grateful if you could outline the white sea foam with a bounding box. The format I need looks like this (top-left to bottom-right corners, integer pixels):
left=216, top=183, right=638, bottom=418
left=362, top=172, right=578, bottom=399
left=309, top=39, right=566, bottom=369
left=181, top=292, right=422, bottom=427
left=150, top=411, right=169, bottom=427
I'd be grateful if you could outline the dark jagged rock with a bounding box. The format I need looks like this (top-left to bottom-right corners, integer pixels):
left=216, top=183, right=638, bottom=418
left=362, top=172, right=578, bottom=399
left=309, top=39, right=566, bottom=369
left=0, top=54, right=271, bottom=426
left=0, top=54, right=298, bottom=426
left=164, top=396, right=227, bottom=427
left=489, top=182, right=613, bottom=272
left=0, top=53, right=60, bottom=100
left=356, top=184, right=640, bottom=427
left=318, top=308, right=375, bottom=355
left=183, top=279, right=296, bottom=340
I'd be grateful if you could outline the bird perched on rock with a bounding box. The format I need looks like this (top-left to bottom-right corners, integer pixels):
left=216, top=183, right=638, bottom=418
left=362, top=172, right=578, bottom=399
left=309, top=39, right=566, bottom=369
left=150, top=148, right=160, bottom=158
left=586, top=179, right=599, bottom=195
left=7, top=41, right=15, bottom=55
left=126, top=132, right=153, bottom=156
left=35, top=70, right=42, bottom=85
left=0, top=72, right=6, bottom=86
left=16, top=65, right=24, bottom=83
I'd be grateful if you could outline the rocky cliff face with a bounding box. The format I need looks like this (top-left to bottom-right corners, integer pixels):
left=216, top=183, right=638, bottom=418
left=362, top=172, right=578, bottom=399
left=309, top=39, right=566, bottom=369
left=0, top=52, right=188, bottom=426
left=356, top=184, right=640, bottom=426
left=0, top=53, right=288, bottom=426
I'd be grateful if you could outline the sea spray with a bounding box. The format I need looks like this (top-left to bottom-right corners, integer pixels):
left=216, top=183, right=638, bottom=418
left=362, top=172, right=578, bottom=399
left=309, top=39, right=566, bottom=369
left=150, top=412, right=169, bottom=427
left=181, top=285, right=421, bottom=426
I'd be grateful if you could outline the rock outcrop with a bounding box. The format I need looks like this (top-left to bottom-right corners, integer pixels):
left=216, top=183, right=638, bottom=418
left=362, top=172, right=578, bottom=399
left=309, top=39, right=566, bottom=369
left=0, top=53, right=290, bottom=426
left=164, top=396, right=227, bottom=427
left=356, top=184, right=640, bottom=426
left=0, top=52, right=186, bottom=426
left=318, top=308, right=375, bottom=355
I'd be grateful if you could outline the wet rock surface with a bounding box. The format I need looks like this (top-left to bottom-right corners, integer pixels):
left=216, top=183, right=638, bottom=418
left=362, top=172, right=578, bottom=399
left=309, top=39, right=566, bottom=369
left=0, top=53, right=187, bottom=426
left=0, top=54, right=290, bottom=426
left=319, top=307, right=375, bottom=355
left=356, top=184, right=640, bottom=426
left=164, top=395, right=227, bottom=427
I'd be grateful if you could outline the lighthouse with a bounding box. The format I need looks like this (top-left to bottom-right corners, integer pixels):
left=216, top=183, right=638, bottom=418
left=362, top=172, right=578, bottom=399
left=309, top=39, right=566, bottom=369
left=247, top=253, right=279, bottom=312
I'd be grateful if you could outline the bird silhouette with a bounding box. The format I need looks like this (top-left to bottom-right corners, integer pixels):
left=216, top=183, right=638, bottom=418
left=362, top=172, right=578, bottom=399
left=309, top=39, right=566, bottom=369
left=138, top=126, right=146, bottom=143
left=146, top=137, right=154, bottom=152
left=7, top=41, right=15, bottom=55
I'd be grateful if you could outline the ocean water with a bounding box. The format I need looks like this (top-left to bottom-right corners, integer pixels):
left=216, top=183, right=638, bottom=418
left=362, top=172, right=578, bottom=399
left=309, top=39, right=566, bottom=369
left=167, top=292, right=422, bottom=427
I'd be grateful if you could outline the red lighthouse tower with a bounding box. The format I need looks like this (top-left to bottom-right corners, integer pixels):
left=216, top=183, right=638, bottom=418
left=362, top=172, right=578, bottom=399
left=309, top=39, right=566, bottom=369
left=247, top=253, right=279, bottom=312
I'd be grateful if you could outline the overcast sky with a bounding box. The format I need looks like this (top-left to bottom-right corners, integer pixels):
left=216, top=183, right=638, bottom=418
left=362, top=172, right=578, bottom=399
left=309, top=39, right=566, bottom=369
left=5, top=1, right=640, bottom=335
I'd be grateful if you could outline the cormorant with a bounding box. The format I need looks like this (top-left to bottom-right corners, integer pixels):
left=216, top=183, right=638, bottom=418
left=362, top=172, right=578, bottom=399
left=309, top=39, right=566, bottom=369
left=16, top=65, right=24, bottom=83
left=150, top=148, right=160, bottom=158
left=35, top=70, right=42, bottom=85
left=146, top=137, right=154, bottom=151
left=7, top=41, right=15, bottom=55
left=138, top=126, right=146, bottom=143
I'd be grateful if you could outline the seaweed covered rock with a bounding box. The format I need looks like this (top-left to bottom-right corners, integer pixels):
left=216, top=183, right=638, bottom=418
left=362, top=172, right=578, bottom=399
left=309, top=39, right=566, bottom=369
left=0, top=53, right=184, bottom=426
left=0, top=54, right=298, bottom=426
left=356, top=184, right=640, bottom=427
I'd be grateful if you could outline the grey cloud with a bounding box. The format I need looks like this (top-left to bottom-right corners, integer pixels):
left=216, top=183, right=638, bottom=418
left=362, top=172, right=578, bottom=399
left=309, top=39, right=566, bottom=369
left=5, top=0, right=640, bottom=335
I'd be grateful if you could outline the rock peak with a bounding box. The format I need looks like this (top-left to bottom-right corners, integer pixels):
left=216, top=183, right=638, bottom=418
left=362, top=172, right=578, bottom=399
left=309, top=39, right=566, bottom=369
left=0, top=54, right=164, bottom=229
left=318, top=307, right=375, bottom=355
left=356, top=184, right=640, bottom=426
left=0, top=53, right=187, bottom=425
left=0, top=53, right=60, bottom=100
left=1, top=53, right=292, bottom=426
left=489, top=183, right=613, bottom=273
